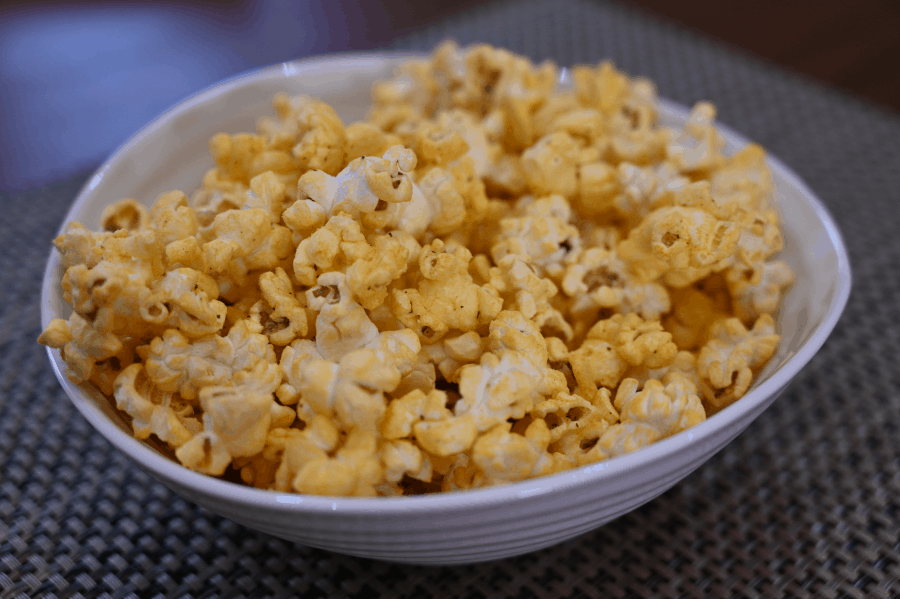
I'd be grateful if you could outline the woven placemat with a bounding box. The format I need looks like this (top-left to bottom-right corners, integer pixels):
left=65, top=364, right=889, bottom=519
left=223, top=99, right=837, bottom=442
left=3, top=0, right=900, bottom=597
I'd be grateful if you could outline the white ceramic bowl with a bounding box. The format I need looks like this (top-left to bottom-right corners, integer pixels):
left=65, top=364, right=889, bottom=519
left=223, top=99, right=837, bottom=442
left=41, top=52, right=851, bottom=565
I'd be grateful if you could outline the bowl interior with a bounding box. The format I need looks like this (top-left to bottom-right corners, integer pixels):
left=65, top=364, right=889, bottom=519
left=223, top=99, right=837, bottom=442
left=41, top=53, right=851, bottom=511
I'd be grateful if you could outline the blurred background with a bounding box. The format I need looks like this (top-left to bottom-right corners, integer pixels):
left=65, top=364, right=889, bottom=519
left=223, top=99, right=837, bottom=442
left=2, top=0, right=898, bottom=192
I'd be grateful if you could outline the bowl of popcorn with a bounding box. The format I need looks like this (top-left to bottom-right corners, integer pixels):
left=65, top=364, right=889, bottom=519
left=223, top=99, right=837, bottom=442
left=40, top=43, right=850, bottom=564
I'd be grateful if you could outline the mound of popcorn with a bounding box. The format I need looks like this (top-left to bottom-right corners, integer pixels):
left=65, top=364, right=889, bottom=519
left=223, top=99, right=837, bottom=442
left=40, top=42, right=792, bottom=497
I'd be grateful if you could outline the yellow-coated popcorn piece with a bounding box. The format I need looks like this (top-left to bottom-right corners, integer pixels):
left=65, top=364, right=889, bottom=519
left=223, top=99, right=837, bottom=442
left=292, top=213, right=372, bottom=287
left=140, top=268, right=226, bottom=338
left=487, top=255, right=572, bottom=340
left=667, top=102, right=725, bottom=175
left=100, top=198, right=149, bottom=233
left=295, top=346, right=402, bottom=432
left=421, top=332, right=484, bottom=382
left=697, top=314, right=780, bottom=409
left=455, top=346, right=567, bottom=432
left=195, top=384, right=274, bottom=458
left=307, top=271, right=380, bottom=361
left=60, top=228, right=165, bottom=328
left=614, top=378, right=705, bottom=438
left=42, top=43, right=790, bottom=497
left=203, top=207, right=294, bottom=284
left=662, top=275, right=733, bottom=350
left=37, top=318, right=73, bottom=349
left=573, top=421, right=663, bottom=465
left=585, top=313, right=678, bottom=369
left=612, top=162, right=689, bottom=225
left=383, top=388, right=451, bottom=440
left=290, top=429, right=383, bottom=497
left=276, top=339, right=323, bottom=405
left=258, top=93, right=347, bottom=175
left=391, top=240, right=502, bottom=344
left=245, top=171, right=294, bottom=225
left=252, top=267, right=308, bottom=345
left=270, top=416, right=340, bottom=492
left=726, top=259, right=794, bottom=324
left=381, top=439, right=432, bottom=484
left=114, top=364, right=200, bottom=449
left=149, top=191, right=199, bottom=246
left=573, top=61, right=632, bottom=115
left=490, top=194, right=581, bottom=279
left=208, top=132, right=268, bottom=184
left=472, top=419, right=574, bottom=486
left=383, top=388, right=478, bottom=457
left=292, top=146, right=417, bottom=226
left=44, top=312, right=122, bottom=386
left=532, top=392, right=613, bottom=443
left=344, top=122, right=403, bottom=162
left=709, top=143, right=774, bottom=214
left=618, top=205, right=741, bottom=285
left=521, top=132, right=579, bottom=198
left=561, top=247, right=670, bottom=321
left=53, top=222, right=109, bottom=270
left=606, top=80, right=670, bottom=166
left=144, top=319, right=276, bottom=402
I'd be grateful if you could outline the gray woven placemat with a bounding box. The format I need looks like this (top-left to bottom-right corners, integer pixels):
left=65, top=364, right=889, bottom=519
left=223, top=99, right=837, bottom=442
left=3, top=0, right=900, bottom=597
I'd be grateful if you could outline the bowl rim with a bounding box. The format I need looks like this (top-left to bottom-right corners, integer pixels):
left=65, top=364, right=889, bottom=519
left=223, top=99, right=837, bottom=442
left=40, top=51, right=852, bottom=515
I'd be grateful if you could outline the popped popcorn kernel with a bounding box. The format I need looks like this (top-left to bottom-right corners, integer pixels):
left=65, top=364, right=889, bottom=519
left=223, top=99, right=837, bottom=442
left=100, top=198, right=149, bottom=233
left=472, top=419, right=574, bottom=486
left=697, top=314, right=780, bottom=410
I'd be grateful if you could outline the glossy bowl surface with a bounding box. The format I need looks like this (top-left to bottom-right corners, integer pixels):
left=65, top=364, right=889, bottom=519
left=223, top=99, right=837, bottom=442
left=41, top=52, right=851, bottom=565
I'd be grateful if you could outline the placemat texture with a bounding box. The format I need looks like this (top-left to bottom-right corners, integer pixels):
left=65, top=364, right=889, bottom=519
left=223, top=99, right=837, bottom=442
left=3, top=0, right=899, bottom=597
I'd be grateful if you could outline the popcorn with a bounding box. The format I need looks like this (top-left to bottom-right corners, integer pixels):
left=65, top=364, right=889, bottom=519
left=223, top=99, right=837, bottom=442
left=561, top=247, right=670, bottom=321
left=606, top=81, right=669, bottom=165
left=617, top=205, right=741, bottom=285
left=258, top=93, right=347, bottom=175
left=308, top=271, right=379, bottom=361
left=532, top=392, right=612, bottom=443
left=382, top=439, right=431, bottom=483
left=614, top=377, right=705, bottom=438
left=566, top=421, right=662, bottom=465
left=487, top=254, right=572, bottom=340
left=100, top=198, right=149, bottom=232
left=294, top=346, right=401, bottom=432
left=149, top=191, right=199, bottom=246
left=269, top=416, right=340, bottom=492
left=697, top=314, right=780, bottom=409
left=195, top=384, right=274, bottom=458
left=253, top=267, right=308, bottom=345
left=276, top=339, right=323, bottom=405
left=585, top=313, right=678, bottom=369
left=114, top=364, right=200, bottom=449
left=144, top=318, right=277, bottom=401
left=667, top=102, right=725, bottom=174
left=42, top=44, right=789, bottom=497
left=290, top=429, right=382, bottom=497
left=471, top=419, right=574, bottom=486
left=292, top=213, right=371, bottom=287
left=521, top=132, right=579, bottom=198
left=344, top=122, right=402, bottom=162
left=490, top=194, right=580, bottom=279
left=726, top=259, right=794, bottom=324
left=246, top=171, right=293, bottom=225
left=383, top=389, right=478, bottom=456
left=390, top=240, right=502, bottom=344
left=208, top=132, right=268, bottom=184
left=455, top=314, right=568, bottom=432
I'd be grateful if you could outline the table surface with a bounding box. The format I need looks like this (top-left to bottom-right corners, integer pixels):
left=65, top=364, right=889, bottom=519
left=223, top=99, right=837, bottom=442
left=3, top=0, right=900, bottom=597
